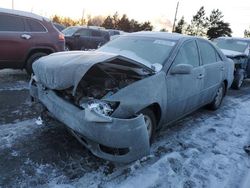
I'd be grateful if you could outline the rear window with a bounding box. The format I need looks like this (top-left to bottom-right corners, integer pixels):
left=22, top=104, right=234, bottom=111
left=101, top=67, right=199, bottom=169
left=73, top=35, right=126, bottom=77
left=0, top=14, right=25, bottom=32
left=214, top=38, right=249, bottom=53
left=26, top=19, right=46, bottom=32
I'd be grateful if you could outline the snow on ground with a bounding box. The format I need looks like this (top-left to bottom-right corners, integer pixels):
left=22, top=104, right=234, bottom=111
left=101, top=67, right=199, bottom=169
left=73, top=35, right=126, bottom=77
left=0, top=69, right=29, bottom=91
left=51, top=96, right=249, bottom=188
left=0, top=118, right=43, bottom=150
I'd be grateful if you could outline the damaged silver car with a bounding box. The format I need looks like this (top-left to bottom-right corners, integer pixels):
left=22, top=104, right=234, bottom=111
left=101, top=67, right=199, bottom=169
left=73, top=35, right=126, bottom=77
left=30, top=32, right=234, bottom=163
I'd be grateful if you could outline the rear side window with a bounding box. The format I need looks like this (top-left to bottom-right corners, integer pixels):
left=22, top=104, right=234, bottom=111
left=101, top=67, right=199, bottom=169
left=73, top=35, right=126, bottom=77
left=174, top=40, right=200, bottom=67
left=0, top=14, right=25, bottom=31
left=92, top=30, right=101, bottom=37
left=26, top=19, right=46, bottom=32
left=198, top=40, right=217, bottom=65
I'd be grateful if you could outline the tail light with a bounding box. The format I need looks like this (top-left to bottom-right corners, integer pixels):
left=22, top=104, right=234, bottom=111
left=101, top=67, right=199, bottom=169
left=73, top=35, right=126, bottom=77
left=58, top=33, right=65, bottom=41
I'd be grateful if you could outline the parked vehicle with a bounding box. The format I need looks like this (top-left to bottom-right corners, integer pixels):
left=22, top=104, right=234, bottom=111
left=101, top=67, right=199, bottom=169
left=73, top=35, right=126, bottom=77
left=0, top=8, right=65, bottom=74
left=62, top=26, right=110, bottom=51
left=214, top=37, right=250, bottom=89
left=106, top=29, right=122, bottom=36
left=30, top=32, right=234, bottom=163
left=53, top=22, right=66, bottom=31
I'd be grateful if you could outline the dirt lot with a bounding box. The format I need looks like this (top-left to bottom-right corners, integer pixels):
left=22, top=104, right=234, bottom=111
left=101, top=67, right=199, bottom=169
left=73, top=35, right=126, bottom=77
left=0, top=69, right=250, bottom=188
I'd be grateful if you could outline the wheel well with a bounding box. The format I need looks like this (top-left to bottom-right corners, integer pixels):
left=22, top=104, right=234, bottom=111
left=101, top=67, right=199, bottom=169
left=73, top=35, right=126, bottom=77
left=145, top=103, right=162, bottom=127
left=25, top=49, right=53, bottom=64
left=223, top=80, right=228, bottom=95
left=65, top=43, right=72, bottom=49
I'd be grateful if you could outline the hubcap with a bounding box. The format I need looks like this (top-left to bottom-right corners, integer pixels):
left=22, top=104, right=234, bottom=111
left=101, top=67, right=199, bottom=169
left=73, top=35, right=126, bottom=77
left=65, top=46, right=69, bottom=51
left=144, top=115, right=153, bottom=139
left=215, top=86, right=223, bottom=107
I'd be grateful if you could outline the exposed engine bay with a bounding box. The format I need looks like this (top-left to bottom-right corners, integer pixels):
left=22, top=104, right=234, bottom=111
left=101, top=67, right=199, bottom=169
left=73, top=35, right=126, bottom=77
left=55, top=59, right=153, bottom=109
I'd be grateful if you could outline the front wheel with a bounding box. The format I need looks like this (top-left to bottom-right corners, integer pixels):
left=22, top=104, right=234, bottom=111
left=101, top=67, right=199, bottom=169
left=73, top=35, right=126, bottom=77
left=65, top=45, right=71, bottom=51
left=207, top=82, right=225, bottom=110
left=25, top=52, right=47, bottom=75
left=140, top=108, right=157, bottom=144
left=232, top=71, right=244, bottom=90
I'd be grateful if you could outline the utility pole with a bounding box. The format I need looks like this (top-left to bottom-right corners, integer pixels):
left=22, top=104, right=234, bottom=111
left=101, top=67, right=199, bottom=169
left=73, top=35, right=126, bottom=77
left=82, top=8, right=85, bottom=25
left=172, top=1, right=179, bottom=33
left=12, top=0, right=14, bottom=9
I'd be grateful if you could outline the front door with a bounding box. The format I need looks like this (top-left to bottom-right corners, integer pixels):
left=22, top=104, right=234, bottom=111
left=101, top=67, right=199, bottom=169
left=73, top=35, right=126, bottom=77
left=166, top=39, right=204, bottom=123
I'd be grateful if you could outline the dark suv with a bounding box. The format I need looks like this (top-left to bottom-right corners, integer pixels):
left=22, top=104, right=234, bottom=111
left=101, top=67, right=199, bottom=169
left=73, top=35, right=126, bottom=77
left=0, top=8, right=65, bottom=74
left=62, top=26, right=110, bottom=51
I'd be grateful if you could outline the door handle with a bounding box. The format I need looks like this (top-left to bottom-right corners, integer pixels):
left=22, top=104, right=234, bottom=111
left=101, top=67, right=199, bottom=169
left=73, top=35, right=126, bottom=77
left=220, top=66, right=225, bottom=71
left=21, top=34, right=31, bottom=40
left=197, top=74, right=204, bottom=79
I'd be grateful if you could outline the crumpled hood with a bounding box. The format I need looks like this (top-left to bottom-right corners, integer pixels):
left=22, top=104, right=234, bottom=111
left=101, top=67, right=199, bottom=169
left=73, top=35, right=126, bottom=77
left=32, top=51, right=154, bottom=92
left=221, top=49, right=248, bottom=58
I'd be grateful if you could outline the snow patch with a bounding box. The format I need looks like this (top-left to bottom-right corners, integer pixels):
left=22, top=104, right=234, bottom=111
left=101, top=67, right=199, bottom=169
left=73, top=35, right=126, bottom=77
left=35, top=116, right=43, bottom=125
left=0, top=119, right=41, bottom=149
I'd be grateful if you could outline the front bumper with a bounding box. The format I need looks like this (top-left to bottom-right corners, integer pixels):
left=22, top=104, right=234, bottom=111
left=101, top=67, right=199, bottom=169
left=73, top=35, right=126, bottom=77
left=30, top=83, right=150, bottom=163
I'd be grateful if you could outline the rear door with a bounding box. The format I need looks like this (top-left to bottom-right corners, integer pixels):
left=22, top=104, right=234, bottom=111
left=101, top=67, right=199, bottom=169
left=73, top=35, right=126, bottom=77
left=197, top=39, right=224, bottom=104
left=24, top=18, right=48, bottom=48
left=0, top=14, right=30, bottom=68
left=166, top=39, right=204, bottom=123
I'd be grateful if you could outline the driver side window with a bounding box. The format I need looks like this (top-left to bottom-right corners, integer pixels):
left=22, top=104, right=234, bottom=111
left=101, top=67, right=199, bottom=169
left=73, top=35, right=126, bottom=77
left=75, top=29, right=91, bottom=36
left=174, top=40, right=200, bottom=67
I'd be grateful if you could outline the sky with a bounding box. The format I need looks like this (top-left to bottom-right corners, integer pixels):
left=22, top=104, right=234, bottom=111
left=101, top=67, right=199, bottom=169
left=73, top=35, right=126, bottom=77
left=1, top=0, right=250, bottom=37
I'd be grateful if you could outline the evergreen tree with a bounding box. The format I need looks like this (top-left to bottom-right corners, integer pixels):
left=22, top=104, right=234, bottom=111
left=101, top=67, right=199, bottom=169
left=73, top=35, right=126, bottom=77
left=174, top=16, right=186, bottom=34
left=101, top=16, right=114, bottom=29
left=187, top=6, right=208, bottom=36
left=139, top=21, right=153, bottom=31
left=244, top=27, right=250, bottom=38
left=112, top=12, right=119, bottom=29
left=117, top=14, right=131, bottom=32
left=206, top=9, right=232, bottom=39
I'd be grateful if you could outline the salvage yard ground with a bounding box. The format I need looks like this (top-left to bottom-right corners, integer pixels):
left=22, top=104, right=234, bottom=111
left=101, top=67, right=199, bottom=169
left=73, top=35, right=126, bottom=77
left=0, top=69, right=250, bottom=188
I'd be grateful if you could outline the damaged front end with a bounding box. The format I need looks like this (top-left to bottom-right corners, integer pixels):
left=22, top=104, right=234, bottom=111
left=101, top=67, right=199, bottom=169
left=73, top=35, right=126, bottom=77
left=30, top=51, right=154, bottom=163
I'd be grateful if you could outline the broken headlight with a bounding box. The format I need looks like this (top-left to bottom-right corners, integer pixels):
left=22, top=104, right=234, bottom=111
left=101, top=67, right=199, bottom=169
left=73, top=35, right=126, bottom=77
left=81, top=100, right=119, bottom=116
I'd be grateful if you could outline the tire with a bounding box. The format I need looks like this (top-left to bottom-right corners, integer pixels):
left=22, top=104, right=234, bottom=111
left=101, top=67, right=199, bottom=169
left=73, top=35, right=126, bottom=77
left=25, top=52, right=47, bottom=75
left=207, top=82, right=225, bottom=111
left=231, top=71, right=244, bottom=90
left=140, top=108, right=157, bottom=144
left=65, top=45, right=71, bottom=51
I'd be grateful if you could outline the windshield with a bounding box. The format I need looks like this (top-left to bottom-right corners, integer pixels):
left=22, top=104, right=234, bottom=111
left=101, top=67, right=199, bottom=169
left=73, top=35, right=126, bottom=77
left=98, top=36, right=176, bottom=65
left=61, top=27, right=79, bottom=36
left=214, top=38, right=249, bottom=53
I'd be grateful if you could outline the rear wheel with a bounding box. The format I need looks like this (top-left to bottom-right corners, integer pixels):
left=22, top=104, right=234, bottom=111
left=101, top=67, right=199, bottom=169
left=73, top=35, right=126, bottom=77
left=207, top=82, right=225, bottom=110
left=140, top=108, right=157, bottom=144
left=25, top=52, right=47, bottom=75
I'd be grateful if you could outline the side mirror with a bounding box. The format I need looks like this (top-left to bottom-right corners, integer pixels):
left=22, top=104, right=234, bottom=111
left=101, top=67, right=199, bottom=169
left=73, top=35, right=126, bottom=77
left=171, top=64, right=193, bottom=75
left=74, top=33, right=81, bottom=37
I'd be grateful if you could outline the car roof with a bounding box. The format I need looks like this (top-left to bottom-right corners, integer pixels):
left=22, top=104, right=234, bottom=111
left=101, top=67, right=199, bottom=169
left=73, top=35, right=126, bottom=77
left=67, top=26, right=109, bottom=33
left=125, top=31, right=195, bottom=41
left=216, top=37, right=250, bottom=43
left=0, top=7, right=49, bottom=21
